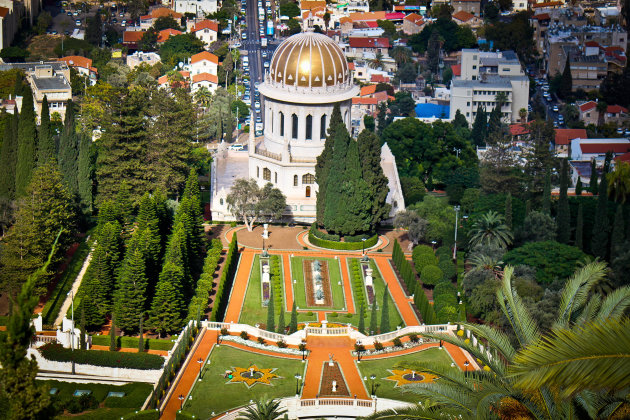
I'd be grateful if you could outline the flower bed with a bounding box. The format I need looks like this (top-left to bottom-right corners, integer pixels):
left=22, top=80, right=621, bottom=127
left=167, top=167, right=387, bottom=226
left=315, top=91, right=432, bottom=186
left=39, top=343, right=165, bottom=370
left=297, top=322, right=347, bottom=330
left=262, top=282, right=270, bottom=304
left=365, top=285, right=375, bottom=305
left=303, top=259, right=332, bottom=307
left=221, top=335, right=302, bottom=355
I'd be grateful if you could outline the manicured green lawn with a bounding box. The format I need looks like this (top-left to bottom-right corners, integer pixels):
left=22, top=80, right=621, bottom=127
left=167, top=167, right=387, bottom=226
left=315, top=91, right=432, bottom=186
left=185, top=345, right=306, bottom=417
left=239, top=255, right=317, bottom=327
left=357, top=348, right=457, bottom=403
left=291, top=256, right=346, bottom=310
left=337, top=259, right=404, bottom=333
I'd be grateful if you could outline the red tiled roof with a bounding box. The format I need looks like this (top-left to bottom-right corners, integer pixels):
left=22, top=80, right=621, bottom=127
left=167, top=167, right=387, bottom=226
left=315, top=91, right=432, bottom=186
left=340, top=16, right=352, bottom=24
left=615, top=151, right=630, bottom=162
left=348, top=37, right=390, bottom=48
left=452, top=10, right=474, bottom=22
left=192, top=72, right=219, bottom=83
left=532, top=1, right=563, bottom=8
left=0, top=7, right=9, bottom=18
left=349, top=11, right=387, bottom=22
left=579, top=101, right=597, bottom=112
left=404, top=13, right=424, bottom=25
left=555, top=128, right=587, bottom=145
left=370, top=74, right=390, bottom=83
left=300, top=0, right=326, bottom=10
left=607, top=104, right=628, bottom=114
left=385, top=12, right=406, bottom=20
left=191, top=20, right=219, bottom=33
left=451, top=64, right=461, bottom=76
left=580, top=143, right=630, bottom=154
left=157, top=28, right=181, bottom=43
left=158, top=71, right=190, bottom=87
left=150, top=7, right=182, bottom=19
left=123, top=31, right=146, bottom=43
left=532, top=13, right=550, bottom=20
left=353, top=97, right=378, bottom=105
left=585, top=41, right=600, bottom=48
left=348, top=62, right=355, bottom=70
left=509, top=122, right=531, bottom=136
left=373, top=90, right=389, bottom=102
left=360, top=85, right=377, bottom=96
left=58, top=55, right=92, bottom=69
left=365, top=21, right=378, bottom=28
left=191, top=51, right=219, bottom=64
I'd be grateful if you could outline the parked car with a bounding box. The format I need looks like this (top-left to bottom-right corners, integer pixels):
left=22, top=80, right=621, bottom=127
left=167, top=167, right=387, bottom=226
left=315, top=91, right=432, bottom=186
left=553, top=105, right=559, bottom=112
left=229, top=144, right=244, bottom=151
left=75, top=19, right=81, bottom=25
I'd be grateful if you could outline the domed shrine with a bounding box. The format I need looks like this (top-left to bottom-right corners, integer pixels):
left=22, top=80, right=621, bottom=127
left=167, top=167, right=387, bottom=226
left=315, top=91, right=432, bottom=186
left=210, top=32, right=404, bottom=222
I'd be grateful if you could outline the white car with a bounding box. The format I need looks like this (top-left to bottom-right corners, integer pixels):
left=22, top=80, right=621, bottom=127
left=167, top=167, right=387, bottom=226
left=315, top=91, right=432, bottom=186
left=75, top=19, right=81, bottom=25
left=553, top=105, right=559, bottom=112
left=264, top=61, right=269, bottom=68
left=229, top=144, right=244, bottom=151
left=254, top=101, right=261, bottom=109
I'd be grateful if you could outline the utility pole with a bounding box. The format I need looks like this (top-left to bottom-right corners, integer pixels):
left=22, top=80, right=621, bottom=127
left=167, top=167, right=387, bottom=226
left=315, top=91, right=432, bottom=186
left=452, top=205, right=460, bottom=261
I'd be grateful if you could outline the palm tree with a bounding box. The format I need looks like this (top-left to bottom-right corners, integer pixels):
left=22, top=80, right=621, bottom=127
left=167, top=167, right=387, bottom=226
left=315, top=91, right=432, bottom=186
left=194, top=86, right=212, bottom=108
left=369, top=52, right=384, bottom=70
left=391, top=46, right=412, bottom=66
left=468, top=211, right=514, bottom=249
left=495, top=91, right=509, bottom=110
left=323, top=12, right=330, bottom=30
left=519, top=107, right=527, bottom=123
left=237, top=397, right=287, bottom=420
left=366, top=262, right=630, bottom=419
left=607, top=161, right=630, bottom=203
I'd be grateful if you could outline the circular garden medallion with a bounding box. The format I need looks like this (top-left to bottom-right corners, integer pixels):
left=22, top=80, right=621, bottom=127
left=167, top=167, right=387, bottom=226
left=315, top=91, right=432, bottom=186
left=226, top=365, right=281, bottom=388
left=384, top=369, right=438, bottom=387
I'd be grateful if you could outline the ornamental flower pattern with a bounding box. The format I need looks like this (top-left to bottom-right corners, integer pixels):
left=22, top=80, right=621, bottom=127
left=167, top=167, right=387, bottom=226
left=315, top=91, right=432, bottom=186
left=227, top=365, right=281, bottom=388
left=384, top=368, right=438, bottom=387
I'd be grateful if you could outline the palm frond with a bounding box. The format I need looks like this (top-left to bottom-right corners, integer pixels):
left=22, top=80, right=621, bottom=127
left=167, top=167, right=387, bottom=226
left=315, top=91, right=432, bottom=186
left=595, top=285, right=630, bottom=321
left=553, top=262, right=608, bottom=329
left=496, top=266, right=539, bottom=348
left=510, top=318, right=630, bottom=397
left=459, top=323, right=516, bottom=362
left=405, top=382, right=476, bottom=415
left=573, top=295, right=601, bottom=326
left=359, top=403, right=474, bottom=420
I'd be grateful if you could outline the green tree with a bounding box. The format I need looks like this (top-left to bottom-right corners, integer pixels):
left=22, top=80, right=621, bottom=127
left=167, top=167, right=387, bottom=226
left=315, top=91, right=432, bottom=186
left=277, top=307, right=285, bottom=334
left=610, top=204, right=625, bottom=261
left=149, top=262, right=185, bottom=336
left=85, top=13, right=103, bottom=46
left=109, top=311, right=116, bottom=351
left=453, top=109, right=468, bottom=129
left=504, top=192, right=512, bottom=229
left=237, top=397, right=287, bottom=420
left=379, top=285, right=390, bottom=333
left=138, top=315, right=144, bottom=352
left=0, top=111, right=18, bottom=199
left=559, top=56, right=572, bottom=99
left=358, top=303, right=365, bottom=334
left=589, top=159, right=598, bottom=194
left=487, top=106, right=502, bottom=136
left=136, top=192, right=162, bottom=283
left=159, top=33, right=204, bottom=67
left=503, top=241, right=587, bottom=284
left=279, top=2, right=300, bottom=17
left=520, top=211, right=556, bottom=243
left=77, top=133, right=93, bottom=214
left=575, top=203, right=584, bottom=250
left=315, top=104, right=343, bottom=226
left=426, top=29, right=442, bottom=74
left=323, top=129, right=350, bottom=233
left=575, top=178, right=583, bottom=195
left=468, top=211, right=513, bottom=249
left=164, top=221, right=191, bottom=288
left=289, top=302, right=298, bottom=334
left=357, top=129, right=391, bottom=231
left=58, top=100, right=79, bottom=194
left=542, top=168, right=551, bottom=214
left=591, top=172, right=610, bottom=259
left=15, top=86, right=37, bottom=197
left=266, top=287, right=275, bottom=332
left=471, top=106, right=487, bottom=147
left=114, top=245, right=148, bottom=334
left=369, top=296, right=378, bottom=335
left=557, top=159, right=571, bottom=244
left=37, top=96, right=55, bottom=164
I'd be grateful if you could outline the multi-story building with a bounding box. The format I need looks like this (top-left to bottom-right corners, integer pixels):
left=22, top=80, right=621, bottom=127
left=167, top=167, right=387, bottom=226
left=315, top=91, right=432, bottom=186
left=126, top=51, right=161, bottom=69
left=449, top=49, right=529, bottom=125
left=190, top=20, right=219, bottom=47
left=402, top=13, right=424, bottom=35
left=173, top=0, right=217, bottom=17
left=451, top=0, right=480, bottom=16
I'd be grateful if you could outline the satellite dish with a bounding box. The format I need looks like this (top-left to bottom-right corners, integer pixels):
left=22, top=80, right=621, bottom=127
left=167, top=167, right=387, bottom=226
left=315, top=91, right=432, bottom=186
left=178, top=62, right=184, bottom=69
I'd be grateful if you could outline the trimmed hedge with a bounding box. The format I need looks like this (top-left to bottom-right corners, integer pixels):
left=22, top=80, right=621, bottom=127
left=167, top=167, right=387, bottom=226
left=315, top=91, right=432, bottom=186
left=270, top=255, right=283, bottom=313
left=349, top=259, right=367, bottom=310
left=39, top=343, right=164, bottom=370
left=435, top=246, right=452, bottom=262
left=413, top=253, right=438, bottom=271
left=392, top=239, right=417, bottom=294
left=211, top=234, right=239, bottom=321
left=309, top=231, right=378, bottom=250
left=413, top=245, right=434, bottom=257
left=438, top=259, right=456, bottom=280
left=310, top=223, right=340, bottom=241
left=176, top=411, right=196, bottom=419
left=433, top=280, right=458, bottom=323
left=188, top=238, right=223, bottom=320
left=420, top=265, right=443, bottom=286
left=413, top=283, right=436, bottom=324
left=90, top=335, right=174, bottom=351
left=122, top=410, right=160, bottom=419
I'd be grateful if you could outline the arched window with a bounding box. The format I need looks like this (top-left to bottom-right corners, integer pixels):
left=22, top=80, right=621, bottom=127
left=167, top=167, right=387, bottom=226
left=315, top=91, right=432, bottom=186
left=274, top=172, right=278, bottom=183
left=294, top=175, right=298, bottom=186
left=263, top=168, right=271, bottom=181
left=302, top=173, right=315, bottom=184
left=306, top=115, right=313, bottom=140
left=344, top=110, right=349, bottom=126
left=220, top=198, right=224, bottom=205
left=292, top=114, right=298, bottom=139
left=271, top=111, right=274, bottom=133
left=305, top=186, right=311, bottom=197
left=280, top=112, right=284, bottom=136
left=257, top=167, right=260, bottom=178
left=320, top=114, right=327, bottom=139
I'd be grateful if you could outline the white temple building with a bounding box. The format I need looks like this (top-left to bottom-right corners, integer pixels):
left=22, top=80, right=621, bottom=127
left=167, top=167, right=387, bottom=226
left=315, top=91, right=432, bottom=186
left=210, top=31, right=404, bottom=223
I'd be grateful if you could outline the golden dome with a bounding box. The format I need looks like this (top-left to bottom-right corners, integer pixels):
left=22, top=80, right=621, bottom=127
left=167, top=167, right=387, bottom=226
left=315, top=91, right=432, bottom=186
left=269, top=32, right=350, bottom=88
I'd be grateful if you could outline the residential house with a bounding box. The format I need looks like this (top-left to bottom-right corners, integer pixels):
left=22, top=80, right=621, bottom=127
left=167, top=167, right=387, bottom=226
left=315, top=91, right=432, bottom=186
left=157, top=28, right=181, bottom=44
left=173, top=0, right=217, bottom=17
left=452, top=11, right=481, bottom=28
left=126, top=51, right=161, bottom=69
left=402, top=13, right=424, bottom=35
left=451, top=0, right=480, bottom=15
left=190, top=20, right=218, bottom=46
left=345, top=37, right=390, bottom=59
left=157, top=70, right=190, bottom=89
left=554, top=128, right=587, bottom=156
left=122, top=30, right=146, bottom=49
left=191, top=72, right=218, bottom=93
left=570, top=137, right=630, bottom=161
left=57, top=56, right=98, bottom=85
left=140, top=8, right=183, bottom=30
left=190, top=51, right=219, bottom=77
left=578, top=101, right=628, bottom=125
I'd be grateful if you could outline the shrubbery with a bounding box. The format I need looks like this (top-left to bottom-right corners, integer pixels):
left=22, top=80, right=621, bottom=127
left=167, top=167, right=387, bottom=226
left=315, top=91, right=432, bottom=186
left=349, top=259, right=367, bottom=310
left=392, top=240, right=417, bottom=294
left=308, top=231, right=378, bottom=250
left=188, top=238, right=223, bottom=320
left=435, top=246, right=452, bottom=262
left=503, top=241, right=587, bottom=284
left=39, top=343, right=164, bottom=370
left=420, top=265, right=443, bottom=286
left=210, top=234, right=240, bottom=321
left=438, top=258, right=456, bottom=280
left=413, top=253, right=438, bottom=270
left=270, top=255, right=283, bottom=313
left=123, top=410, right=160, bottom=419
left=90, top=335, right=173, bottom=351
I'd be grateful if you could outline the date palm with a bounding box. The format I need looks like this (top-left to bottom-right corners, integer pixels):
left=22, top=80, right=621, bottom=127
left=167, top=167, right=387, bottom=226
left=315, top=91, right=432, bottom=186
left=468, top=211, right=513, bottom=249
left=369, top=52, right=384, bottom=70
left=607, top=161, right=630, bottom=203
left=237, top=397, right=287, bottom=420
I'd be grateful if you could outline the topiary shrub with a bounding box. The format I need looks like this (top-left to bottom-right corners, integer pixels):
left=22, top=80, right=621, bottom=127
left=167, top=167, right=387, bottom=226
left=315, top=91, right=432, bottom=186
left=277, top=340, right=287, bottom=348
left=420, top=265, right=443, bottom=286
left=438, top=259, right=456, bottom=280
left=413, top=244, right=434, bottom=256
left=257, top=337, right=266, bottom=345
left=413, top=252, right=438, bottom=271
left=239, top=331, right=249, bottom=340
left=392, top=337, right=403, bottom=347
left=437, top=305, right=458, bottom=323
left=408, top=333, right=419, bottom=343
left=373, top=341, right=384, bottom=351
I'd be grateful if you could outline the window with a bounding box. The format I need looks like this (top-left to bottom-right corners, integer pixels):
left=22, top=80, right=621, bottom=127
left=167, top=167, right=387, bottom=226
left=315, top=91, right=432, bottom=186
left=302, top=173, right=315, bottom=184
left=305, top=186, right=311, bottom=197
left=280, top=112, right=284, bottom=136
left=257, top=167, right=260, bottom=178
left=271, top=112, right=274, bottom=133
left=263, top=168, right=271, bottom=181
left=306, top=115, right=312, bottom=140
left=275, top=172, right=277, bottom=183
left=472, top=65, right=477, bottom=70
left=320, top=115, right=327, bottom=138
left=467, top=102, right=470, bottom=106
left=292, top=114, right=298, bottom=139
left=294, top=175, right=298, bottom=186
left=220, top=198, right=224, bottom=205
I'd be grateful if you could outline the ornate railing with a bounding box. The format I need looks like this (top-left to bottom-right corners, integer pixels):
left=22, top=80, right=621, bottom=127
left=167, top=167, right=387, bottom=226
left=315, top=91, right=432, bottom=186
left=254, top=146, right=282, bottom=161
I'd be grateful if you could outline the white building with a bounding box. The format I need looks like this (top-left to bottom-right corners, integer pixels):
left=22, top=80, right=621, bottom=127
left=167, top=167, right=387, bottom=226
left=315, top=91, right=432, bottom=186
left=190, top=20, right=219, bottom=47
left=190, top=51, right=219, bottom=77
left=173, top=0, right=217, bottom=17
left=210, top=31, right=404, bottom=222
left=449, top=49, right=529, bottom=125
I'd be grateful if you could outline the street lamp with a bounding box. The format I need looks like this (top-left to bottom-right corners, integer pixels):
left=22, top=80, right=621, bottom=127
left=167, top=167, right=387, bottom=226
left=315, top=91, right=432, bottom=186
left=294, top=373, right=302, bottom=396
left=431, top=240, right=437, bottom=250
left=464, top=361, right=470, bottom=373
left=178, top=394, right=185, bottom=410
left=299, top=342, right=307, bottom=362
left=67, top=290, right=75, bottom=375
left=452, top=205, right=460, bottom=261
left=355, top=340, right=364, bottom=363
left=197, top=357, right=204, bottom=380
left=261, top=232, right=268, bottom=257
left=370, top=374, right=378, bottom=396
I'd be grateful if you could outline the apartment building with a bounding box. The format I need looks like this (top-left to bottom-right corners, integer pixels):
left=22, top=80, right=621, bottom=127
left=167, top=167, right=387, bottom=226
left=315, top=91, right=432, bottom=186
left=173, top=0, right=217, bottom=17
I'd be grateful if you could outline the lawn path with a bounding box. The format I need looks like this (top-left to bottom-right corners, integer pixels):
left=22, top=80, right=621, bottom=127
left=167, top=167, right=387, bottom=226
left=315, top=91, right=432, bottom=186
left=224, top=250, right=255, bottom=323
left=282, top=254, right=294, bottom=312
left=337, top=256, right=355, bottom=314
left=372, top=256, right=419, bottom=327
left=54, top=248, right=93, bottom=326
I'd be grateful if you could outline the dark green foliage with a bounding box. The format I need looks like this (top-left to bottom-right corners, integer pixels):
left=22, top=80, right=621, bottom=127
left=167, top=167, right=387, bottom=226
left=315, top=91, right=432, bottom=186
left=379, top=286, right=390, bottom=333
left=277, top=306, right=285, bottom=334
left=392, top=239, right=417, bottom=294
left=58, top=100, right=79, bottom=194
left=591, top=172, right=610, bottom=259
left=413, top=283, right=436, bottom=324
left=39, top=343, right=164, bottom=370
left=542, top=169, right=551, bottom=214
left=412, top=245, right=438, bottom=270
left=115, top=244, right=148, bottom=334
left=557, top=159, right=571, bottom=244
left=611, top=204, right=625, bottom=260
left=438, top=258, right=456, bottom=280
left=519, top=211, right=556, bottom=243
left=315, top=104, right=342, bottom=226
left=187, top=239, right=222, bottom=320
left=15, top=86, right=37, bottom=197
left=575, top=178, right=583, bottom=195
left=266, top=286, right=275, bottom=332
left=487, top=106, right=502, bottom=136
left=289, top=302, right=298, bottom=334
left=408, top=17, right=476, bottom=54
left=37, top=96, right=55, bottom=164
left=575, top=203, right=584, bottom=250
left=158, top=34, right=205, bottom=67
left=559, top=56, right=572, bottom=99
left=349, top=259, right=366, bottom=311
left=503, top=241, right=587, bottom=284
left=471, top=105, right=487, bottom=147
left=473, top=193, right=527, bottom=229
left=77, top=133, right=94, bottom=214
left=420, top=265, right=443, bottom=286
left=309, top=229, right=378, bottom=250
left=110, top=312, right=116, bottom=351
left=357, top=129, right=391, bottom=230
left=400, top=176, right=426, bottom=205
left=322, top=128, right=349, bottom=232
left=0, top=110, right=18, bottom=199
left=138, top=316, right=144, bottom=353
left=505, top=193, right=512, bottom=229
left=136, top=192, right=163, bottom=284
left=89, top=335, right=174, bottom=351
left=369, top=295, right=378, bottom=335
left=149, top=262, right=184, bottom=336
left=209, top=234, right=239, bottom=321
left=589, top=159, right=598, bottom=194
left=358, top=303, right=365, bottom=334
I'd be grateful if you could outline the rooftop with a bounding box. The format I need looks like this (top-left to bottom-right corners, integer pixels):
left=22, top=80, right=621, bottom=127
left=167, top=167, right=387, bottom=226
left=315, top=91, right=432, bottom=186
left=32, top=75, right=71, bottom=91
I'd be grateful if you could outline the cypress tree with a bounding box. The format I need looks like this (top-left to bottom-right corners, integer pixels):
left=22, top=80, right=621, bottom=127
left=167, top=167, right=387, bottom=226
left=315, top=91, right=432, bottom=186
left=15, top=86, right=37, bottom=197
left=109, top=312, right=117, bottom=351
left=611, top=204, right=625, bottom=261
left=575, top=203, right=584, bottom=250
left=77, top=133, right=93, bottom=214
left=266, top=287, right=275, bottom=332
left=525, top=199, right=532, bottom=215
left=487, top=106, right=502, bottom=135
left=542, top=169, right=551, bottom=214
left=559, top=56, right=572, bottom=98
left=369, top=297, right=378, bottom=335
left=557, top=159, right=571, bottom=244
left=357, top=130, right=391, bottom=231
left=289, top=302, right=298, bottom=334
left=277, top=307, right=285, bottom=334
left=0, top=110, right=18, bottom=199
left=575, top=178, right=583, bottom=195
left=591, top=172, right=610, bottom=258
left=380, top=285, right=390, bottom=334
left=138, top=315, right=144, bottom=352
left=505, top=193, right=512, bottom=230
left=589, top=159, right=598, bottom=194
left=335, top=139, right=372, bottom=235
left=470, top=105, right=487, bottom=147
left=79, top=306, right=86, bottom=350
left=37, top=95, right=55, bottom=164
left=149, top=261, right=184, bottom=336
left=115, top=246, right=148, bottom=334
left=323, top=129, right=350, bottom=233
left=174, top=196, right=203, bottom=264
left=315, top=104, right=344, bottom=226
left=358, top=303, right=365, bottom=334
left=164, top=222, right=191, bottom=290
left=58, top=99, right=78, bottom=194
left=183, top=169, right=203, bottom=215
left=137, top=193, right=162, bottom=284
